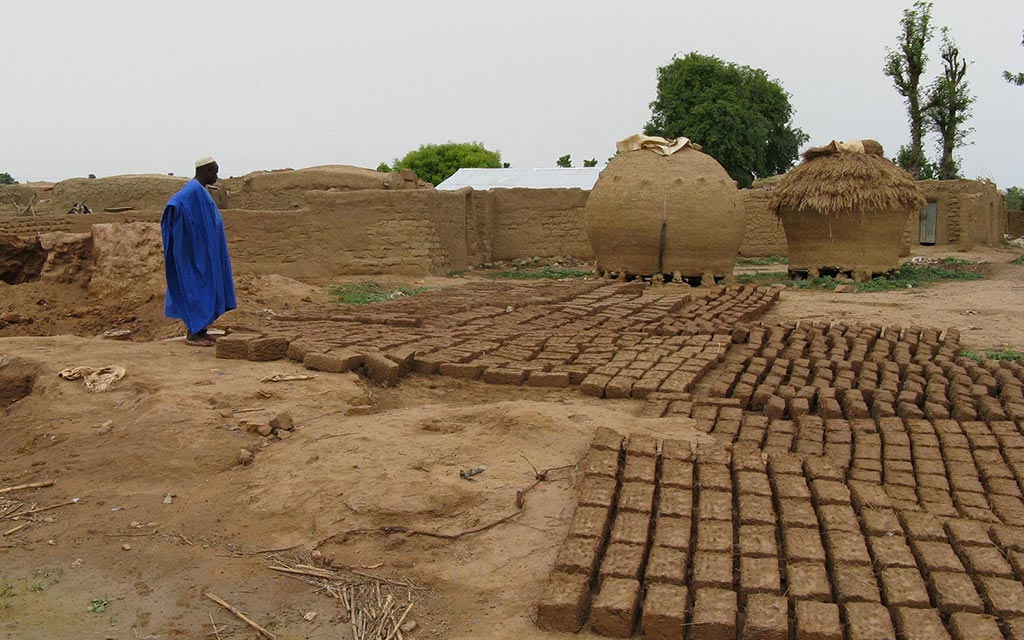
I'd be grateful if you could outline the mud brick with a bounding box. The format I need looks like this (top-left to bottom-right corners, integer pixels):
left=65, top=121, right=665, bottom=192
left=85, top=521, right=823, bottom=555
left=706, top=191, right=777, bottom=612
left=482, top=368, right=526, bottom=385
left=214, top=333, right=251, bottom=359
left=899, top=511, right=947, bottom=541
left=645, top=545, right=688, bottom=585
left=661, top=438, right=693, bottom=461
left=604, top=376, right=635, bottom=399
left=579, top=476, right=617, bottom=508
left=583, top=447, right=620, bottom=479
left=739, top=494, right=776, bottom=526
left=692, top=588, right=737, bottom=640
left=795, top=600, right=842, bottom=640
left=784, top=527, right=826, bottom=563
left=869, top=535, right=918, bottom=569
left=818, top=504, right=860, bottom=533
left=786, top=562, right=832, bottom=601
left=774, top=474, right=812, bottom=500
left=810, top=479, right=852, bottom=507
left=660, top=459, right=693, bottom=488
left=610, top=512, right=651, bottom=546
left=768, top=452, right=805, bottom=476
left=893, top=607, right=951, bottom=640
left=625, top=432, right=658, bottom=457
left=931, top=571, right=985, bottom=614
left=844, top=602, right=896, bottom=640
left=617, top=482, right=655, bottom=513
left=739, top=524, right=777, bottom=558
left=737, top=471, right=773, bottom=497
left=697, top=519, right=734, bottom=553
left=948, top=612, right=1003, bottom=640
left=652, top=516, right=692, bottom=551
left=739, top=555, right=780, bottom=595
left=438, top=362, right=485, bottom=380
left=779, top=498, right=821, bottom=529
left=954, top=492, right=990, bottom=511
left=591, top=577, right=641, bottom=637
left=693, top=552, right=734, bottom=589
left=286, top=338, right=313, bottom=362
left=568, top=505, right=612, bottom=540
left=880, top=567, right=930, bottom=608
left=363, top=351, right=401, bottom=386
left=914, top=540, right=967, bottom=574
left=303, top=350, right=363, bottom=373
left=826, top=530, right=872, bottom=566
left=805, top=456, right=846, bottom=481
left=991, top=524, right=1024, bottom=553
left=246, top=335, right=289, bottom=361
left=658, top=487, right=693, bottom=518
left=978, top=576, right=1024, bottom=617
left=580, top=373, right=610, bottom=397
left=699, top=463, right=733, bottom=493
left=945, top=519, right=995, bottom=549
left=742, top=593, right=788, bottom=640
left=860, top=508, right=902, bottom=536
left=1005, top=616, right=1024, bottom=640
left=917, top=474, right=951, bottom=490
left=536, top=571, right=591, bottom=633
left=698, top=489, right=733, bottom=522
left=641, top=583, right=688, bottom=640
left=411, top=353, right=445, bottom=374
left=962, top=546, right=1014, bottom=578
left=555, top=536, right=603, bottom=576
left=833, top=563, right=881, bottom=603
left=622, top=454, right=657, bottom=484
left=525, top=370, right=570, bottom=388
left=600, top=543, right=646, bottom=581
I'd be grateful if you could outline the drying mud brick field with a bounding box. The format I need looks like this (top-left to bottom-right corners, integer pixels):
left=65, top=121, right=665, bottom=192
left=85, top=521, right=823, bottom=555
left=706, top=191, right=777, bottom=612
left=3, top=240, right=1024, bottom=639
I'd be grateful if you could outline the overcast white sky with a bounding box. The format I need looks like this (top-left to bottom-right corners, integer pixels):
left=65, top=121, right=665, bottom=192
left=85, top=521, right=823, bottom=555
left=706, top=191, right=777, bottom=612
left=2, top=1, right=1022, bottom=187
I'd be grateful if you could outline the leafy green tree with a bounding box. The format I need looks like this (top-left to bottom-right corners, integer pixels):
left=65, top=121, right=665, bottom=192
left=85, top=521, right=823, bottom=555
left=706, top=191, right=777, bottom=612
left=644, top=52, right=808, bottom=188
left=893, top=145, right=938, bottom=179
left=392, top=142, right=501, bottom=186
left=1005, top=186, right=1024, bottom=211
left=0, top=172, right=17, bottom=185
left=556, top=154, right=572, bottom=168
left=884, top=1, right=935, bottom=179
left=924, top=29, right=974, bottom=180
left=583, top=158, right=598, bottom=167
left=375, top=162, right=392, bottom=172
left=1004, top=31, right=1024, bottom=86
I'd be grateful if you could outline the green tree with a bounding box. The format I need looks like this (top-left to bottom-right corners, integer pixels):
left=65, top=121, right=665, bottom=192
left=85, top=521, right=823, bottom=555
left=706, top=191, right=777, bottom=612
left=893, top=145, right=938, bottom=179
left=1004, top=31, right=1024, bottom=86
left=375, top=162, right=392, bottom=172
left=583, top=158, right=598, bottom=167
left=392, top=142, right=501, bottom=186
left=924, top=29, right=974, bottom=180
left=1005, top=186, right=1024, bottom=211
left=884, top=1, right=935, bottom=179
left=644, top=52, right=808, bottom=188
left=0, top=172, right=17, bottom=185
left=556, top=154, right=572, bottom=168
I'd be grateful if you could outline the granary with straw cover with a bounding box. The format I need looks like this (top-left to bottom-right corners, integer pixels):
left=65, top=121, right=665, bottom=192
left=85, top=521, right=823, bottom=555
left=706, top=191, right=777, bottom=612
left=585, top=134, right=744, bottom=284
left=769, top=140, right=926, bottom=281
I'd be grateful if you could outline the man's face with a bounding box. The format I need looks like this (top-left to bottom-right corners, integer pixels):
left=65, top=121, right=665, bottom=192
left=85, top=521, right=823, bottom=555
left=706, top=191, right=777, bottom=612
left=206, top=162, right=219, bottom=185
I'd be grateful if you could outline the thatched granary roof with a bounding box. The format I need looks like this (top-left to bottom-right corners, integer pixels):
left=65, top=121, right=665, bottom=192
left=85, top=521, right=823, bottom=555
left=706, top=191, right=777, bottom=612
left=769, top=140, right=925, bottom=216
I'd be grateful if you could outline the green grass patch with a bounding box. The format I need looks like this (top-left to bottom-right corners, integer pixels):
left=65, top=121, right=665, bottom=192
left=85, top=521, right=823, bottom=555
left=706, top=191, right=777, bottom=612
left=329, top=281, right=429, bottom=305
left=485, top=266, right=593, bottom=280
left=88, top=596, right=111, bottom=613
left=961, top=348, right=1024, bottom=363
left=734, top=257, right=983, bottom=291
left=736, top=255, right=788, bottom=266
left=1011, top=254, right=1024, bottom=265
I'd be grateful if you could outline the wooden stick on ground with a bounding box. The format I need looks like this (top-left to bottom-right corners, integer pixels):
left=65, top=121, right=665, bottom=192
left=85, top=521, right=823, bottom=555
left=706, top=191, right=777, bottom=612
left=0, top=481, right=55, bottom=495
left=208, top=612, right=223, bottom=640
left=204, top=592, right=278, bottom=640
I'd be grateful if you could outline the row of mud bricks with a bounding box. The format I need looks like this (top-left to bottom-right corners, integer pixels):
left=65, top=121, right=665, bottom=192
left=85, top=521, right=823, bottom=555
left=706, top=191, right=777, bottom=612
left=536, top=427, right=1024, bottom=640
left=214, top=333, right=404, bottom=387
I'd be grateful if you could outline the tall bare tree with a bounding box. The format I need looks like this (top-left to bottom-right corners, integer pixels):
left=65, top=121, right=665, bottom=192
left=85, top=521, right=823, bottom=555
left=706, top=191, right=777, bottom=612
left=884, top=1, right=934, bottom=178
left=925, top=29, right=975, bottom=180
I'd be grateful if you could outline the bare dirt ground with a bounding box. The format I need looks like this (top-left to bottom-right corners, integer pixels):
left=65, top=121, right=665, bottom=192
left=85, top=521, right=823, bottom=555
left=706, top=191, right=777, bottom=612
left=1, top=244, right=1023, bottom=640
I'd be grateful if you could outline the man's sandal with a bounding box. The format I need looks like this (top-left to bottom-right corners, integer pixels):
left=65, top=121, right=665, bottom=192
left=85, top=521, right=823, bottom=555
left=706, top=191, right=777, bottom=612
left=185, top=335, right=216, bottom=347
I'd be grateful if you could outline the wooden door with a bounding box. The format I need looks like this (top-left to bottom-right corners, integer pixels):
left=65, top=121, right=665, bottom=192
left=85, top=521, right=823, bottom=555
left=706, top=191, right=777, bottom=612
left=919, top=202, right=937, bottom=245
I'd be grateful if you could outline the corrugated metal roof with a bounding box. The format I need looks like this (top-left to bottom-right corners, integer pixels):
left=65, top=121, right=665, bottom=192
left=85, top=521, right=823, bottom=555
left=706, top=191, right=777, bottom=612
left=436, top=167, right=602, bottom=191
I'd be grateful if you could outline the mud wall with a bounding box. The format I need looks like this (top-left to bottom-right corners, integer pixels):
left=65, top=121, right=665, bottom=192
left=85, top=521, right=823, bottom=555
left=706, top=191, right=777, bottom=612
left=47, top=175, right=187, bottom=215
left=220, top=166, right=426, bottom=211
left=490, top=188, right=591, bottom=260
left=1008, top=210, right=1024, bottom=238
left=739, top=188, right=787, bottom=257
left=904, top=179, right=1007, bottom=249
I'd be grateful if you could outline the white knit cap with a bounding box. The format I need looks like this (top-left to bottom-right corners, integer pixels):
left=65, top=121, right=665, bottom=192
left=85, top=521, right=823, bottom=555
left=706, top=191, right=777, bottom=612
left=195, top=155, right=216, bottom=169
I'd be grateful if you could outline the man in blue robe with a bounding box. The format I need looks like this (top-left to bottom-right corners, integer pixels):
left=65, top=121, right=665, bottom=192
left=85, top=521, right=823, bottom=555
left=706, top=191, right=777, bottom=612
left=161, top=156, right=237, bottom=347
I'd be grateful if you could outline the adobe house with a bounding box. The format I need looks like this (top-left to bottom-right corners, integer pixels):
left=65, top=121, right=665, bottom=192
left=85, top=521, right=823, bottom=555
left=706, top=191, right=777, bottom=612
left=902, top=179, right=1007, bottom=249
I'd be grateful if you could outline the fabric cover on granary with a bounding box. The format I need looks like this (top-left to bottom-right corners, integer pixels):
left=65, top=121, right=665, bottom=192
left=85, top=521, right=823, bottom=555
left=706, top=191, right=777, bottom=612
left=586, top=134, right=742, bottom=279
left=769, top=140, right=925, bottom=277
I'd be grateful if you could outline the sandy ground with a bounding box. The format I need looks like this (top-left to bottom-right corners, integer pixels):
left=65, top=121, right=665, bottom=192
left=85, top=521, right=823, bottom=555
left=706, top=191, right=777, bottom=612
left=1, top=245, right=1023, bottom=639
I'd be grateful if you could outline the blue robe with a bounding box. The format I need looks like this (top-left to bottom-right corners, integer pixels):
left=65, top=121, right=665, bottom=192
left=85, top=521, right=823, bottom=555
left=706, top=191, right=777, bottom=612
left=161, top=179, right=237, bottom=334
